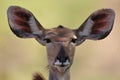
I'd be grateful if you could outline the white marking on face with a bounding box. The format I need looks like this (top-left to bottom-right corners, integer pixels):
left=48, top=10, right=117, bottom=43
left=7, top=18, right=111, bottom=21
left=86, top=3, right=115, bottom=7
left=63, top=60, right=70, bottom=65
left=54, top=59, right=70, bottom=66
left=73, top=35, right=77, bottom=39
left=54, top=60, right=62, bottom=66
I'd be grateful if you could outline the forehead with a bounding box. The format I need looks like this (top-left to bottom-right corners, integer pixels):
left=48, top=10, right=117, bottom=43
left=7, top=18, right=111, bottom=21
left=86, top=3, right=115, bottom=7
left=45, top=26, right=75, bottom=41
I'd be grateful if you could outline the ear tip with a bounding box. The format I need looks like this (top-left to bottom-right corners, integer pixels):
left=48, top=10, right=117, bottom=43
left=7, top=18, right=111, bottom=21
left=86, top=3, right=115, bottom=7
left=8, top=5, right=19, bottom=10
left=99, top=8, right=115, bottom=16
left=105, top=8, right=115, bottom=14
left=7, top=6, right=26, bottom=13
left=94, top=8, right=115, bottom=15
left=7, top=6, right=20, bottom=14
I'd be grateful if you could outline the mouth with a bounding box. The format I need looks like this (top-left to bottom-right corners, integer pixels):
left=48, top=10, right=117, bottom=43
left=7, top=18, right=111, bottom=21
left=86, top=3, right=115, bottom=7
left=54, top=59, right=70, bottom=67
left=53, top=57, right=70, bottom=72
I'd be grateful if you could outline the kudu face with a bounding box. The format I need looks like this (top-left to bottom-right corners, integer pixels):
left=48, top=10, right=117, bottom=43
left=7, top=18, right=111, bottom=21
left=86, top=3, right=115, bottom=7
left=7, top=6, right=115, bottom=73
left=42, top=27, right=77, bottom=72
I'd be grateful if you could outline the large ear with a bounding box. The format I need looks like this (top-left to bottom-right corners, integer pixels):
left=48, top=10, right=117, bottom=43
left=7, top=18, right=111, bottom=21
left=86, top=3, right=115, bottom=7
left=75, top=9, right=115, bottom=45
left=7, top=6, right=45, bottom=38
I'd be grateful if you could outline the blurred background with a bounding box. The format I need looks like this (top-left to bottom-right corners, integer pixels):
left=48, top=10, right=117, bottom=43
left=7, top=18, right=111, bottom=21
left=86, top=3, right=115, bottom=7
left=0, top=0, right=120, bottom=80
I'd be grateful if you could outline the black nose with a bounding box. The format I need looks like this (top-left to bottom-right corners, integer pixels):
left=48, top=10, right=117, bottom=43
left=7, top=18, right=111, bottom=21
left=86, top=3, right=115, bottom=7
left=56, top=46, right=69, bottom=63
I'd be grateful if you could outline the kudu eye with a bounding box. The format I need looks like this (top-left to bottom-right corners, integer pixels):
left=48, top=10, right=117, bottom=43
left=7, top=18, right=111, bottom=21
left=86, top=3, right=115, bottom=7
left=44, top=38, right=51, bottom=43
left=71, top=38, right=77, bottom=43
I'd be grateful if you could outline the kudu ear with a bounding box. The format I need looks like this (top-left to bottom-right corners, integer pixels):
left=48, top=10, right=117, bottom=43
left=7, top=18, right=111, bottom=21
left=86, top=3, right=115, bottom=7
left=75, top=9, right=115, bottom=45
left=7, top=6, right=45, bottom=38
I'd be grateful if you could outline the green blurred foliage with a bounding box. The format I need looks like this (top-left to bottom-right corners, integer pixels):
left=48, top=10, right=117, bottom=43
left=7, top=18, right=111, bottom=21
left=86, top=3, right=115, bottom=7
left=0, top=0, right=120, bottom=80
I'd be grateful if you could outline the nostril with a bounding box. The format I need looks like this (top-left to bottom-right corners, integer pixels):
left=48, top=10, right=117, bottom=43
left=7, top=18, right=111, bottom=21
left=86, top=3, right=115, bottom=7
left=57, top=57, right=69, bottom=63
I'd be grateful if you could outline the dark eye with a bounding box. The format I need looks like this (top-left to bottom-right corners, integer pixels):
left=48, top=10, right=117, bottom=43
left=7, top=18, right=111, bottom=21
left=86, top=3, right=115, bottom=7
left=71, top=38, right=77, bottom=43
left=44, top=38, right=51, bottom=43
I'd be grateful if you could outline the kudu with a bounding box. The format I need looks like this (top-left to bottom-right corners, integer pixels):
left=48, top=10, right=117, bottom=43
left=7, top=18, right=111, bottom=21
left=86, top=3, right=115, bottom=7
left=7, top=6, right=115, bottom=80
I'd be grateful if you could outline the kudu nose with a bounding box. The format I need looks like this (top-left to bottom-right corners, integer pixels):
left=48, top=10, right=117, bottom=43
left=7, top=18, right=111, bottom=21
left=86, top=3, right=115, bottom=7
left=57, top=46, right=68, bottom=62
left=54, top=46, right=70, bottom=67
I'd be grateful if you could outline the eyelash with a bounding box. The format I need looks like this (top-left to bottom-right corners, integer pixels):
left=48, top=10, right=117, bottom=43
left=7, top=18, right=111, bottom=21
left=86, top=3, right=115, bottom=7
left=44, top=38, right=51, bottom=43
left=44, top=38, right=77, bottom=43
left=71, top=38, right=77, bottom=43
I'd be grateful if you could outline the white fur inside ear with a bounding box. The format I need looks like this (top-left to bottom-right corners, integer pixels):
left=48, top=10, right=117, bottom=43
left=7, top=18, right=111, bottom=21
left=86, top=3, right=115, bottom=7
left=29, top=16, right=43, bottom=35
left=79, top=18, right=94, bottom=36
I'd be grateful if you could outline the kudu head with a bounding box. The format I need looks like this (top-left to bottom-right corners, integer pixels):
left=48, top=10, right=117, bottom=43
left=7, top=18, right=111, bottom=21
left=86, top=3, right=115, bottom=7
left=7, top=6, right=115, bottom=80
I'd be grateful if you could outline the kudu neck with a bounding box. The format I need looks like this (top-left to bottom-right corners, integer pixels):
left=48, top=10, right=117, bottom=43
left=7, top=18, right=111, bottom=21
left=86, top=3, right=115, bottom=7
left=49, top=69, right=70, bottom=80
